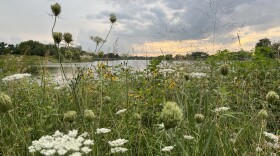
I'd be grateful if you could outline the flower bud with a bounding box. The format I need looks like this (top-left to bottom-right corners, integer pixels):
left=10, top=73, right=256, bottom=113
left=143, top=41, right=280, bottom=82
left=104, top=96, right=111, bottom=104
left=0, top=92, right=12, bottom=113
left=266, top=91, right=279, bottom=104
left=51, top=3, right=61, bottom=16
left=63, top=111, right=77, bottom=123
left=194, top=113, right=205, bottom=123
left=219, top=64, right=229, bottom=76
left=53, top=32, right=63, bottom=45
left=84, top=109, right=95, bottom=122
left=63, top=32, right=73, bottom=44
left=257, top=109, right=268, bottom=120
left=161, top=101, right=183, bottom=129
left=110, top=13, right=117, bottom=23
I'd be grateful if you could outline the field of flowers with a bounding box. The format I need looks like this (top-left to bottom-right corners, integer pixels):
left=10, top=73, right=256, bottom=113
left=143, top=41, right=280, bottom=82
left=0, top=57, right=279, bottom=156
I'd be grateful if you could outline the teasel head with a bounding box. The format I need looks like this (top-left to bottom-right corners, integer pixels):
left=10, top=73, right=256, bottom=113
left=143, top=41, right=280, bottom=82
left=53, top=32, right=63, bottom=45
left=219, top=64, right=229, bottom=76
left=63, top=32, right=73, bottom=45
left=51, top=3, right=61, bottom=17
left=0, top=92, right=12, bottom=113
left=161, top=101, right=183, bottom=129
left=63, top=111, right=77, bottom=123
left=110, top=13, right=117, bottom=23
left=266, top=91, right=279, bottom=104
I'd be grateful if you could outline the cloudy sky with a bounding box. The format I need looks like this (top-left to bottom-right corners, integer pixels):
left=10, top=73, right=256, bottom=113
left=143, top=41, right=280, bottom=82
left=1, top=0, right=280, bottom=56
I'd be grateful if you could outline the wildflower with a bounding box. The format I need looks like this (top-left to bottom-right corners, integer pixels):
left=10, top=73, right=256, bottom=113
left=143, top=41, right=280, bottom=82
left=53, top=32, right=63, bottom=45
left=194, top=113, right=205, bottom=123
left=110, top=13, right=117, bottom=23
left=69, top=152, right=82, bottom=156
left=255, top=146, right=262, bottom=152
left=184, top=135, right=195, bottom=140
left=161, top=102, right=183, bottom=129
left=266, top=91, right=279, bottom=104
left=104, top=96, right=111, bottom=104
left=219, top=64, right=229, bottom=76
left=111, top=147, right=128, bottom=153
left=161, top=146, right=174, bottom=152
left=2, top=73, right=31, bottom=81
left=189, top=72, right=207, bottom=78
left=84, top=109, right=95, bottom=122
left=63, top=111, right=77, bottom=123
left=96, top=128, right=111, bottom=134
left=29, top=130, right=94, bottom=156
left=263, top=132, right=279, bottom=143
left=159, top=69, right=175, bottom=73
left=51, top=3, right=61, bottom=16
left=257, top=109, right=268, bottom=120
left=108, top=139, right=128, bottom=147
left=63, top=32, right=73, bottom=45
left=155, top=123, right=165, bottom=129
left=214, top=107, right=230, bottom=112
left=115, top=109, right=127, bottom=115
left=0, top=92, right=12, bottom=113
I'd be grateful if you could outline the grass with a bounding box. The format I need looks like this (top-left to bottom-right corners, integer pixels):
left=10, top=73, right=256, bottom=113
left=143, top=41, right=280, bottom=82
left=0, top=57, right=279, bottom=155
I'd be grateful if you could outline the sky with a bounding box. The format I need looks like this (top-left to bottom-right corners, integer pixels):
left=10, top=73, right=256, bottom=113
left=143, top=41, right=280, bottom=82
left=1, top=0, right=280, bottom=56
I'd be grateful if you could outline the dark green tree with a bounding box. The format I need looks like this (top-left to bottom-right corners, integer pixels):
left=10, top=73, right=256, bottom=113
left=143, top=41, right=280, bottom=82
left=255, top=38, right=271, bottom=48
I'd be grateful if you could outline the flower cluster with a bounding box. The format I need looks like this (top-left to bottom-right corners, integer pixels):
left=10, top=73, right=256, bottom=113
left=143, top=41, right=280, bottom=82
left=28, top=130, right=94, bottom=156
left=115, top=109, right=127, bottom=115
left=263, top=132, right=279, bottom=149
left=96, top=128, right=111, bottom=134
left=214, top=107, right=230, bottom=112
left=2, top=73, right=31, bottom=81
left=108, top=138, right=129, bottom=154
left=161, top=146, right=175, bottom=152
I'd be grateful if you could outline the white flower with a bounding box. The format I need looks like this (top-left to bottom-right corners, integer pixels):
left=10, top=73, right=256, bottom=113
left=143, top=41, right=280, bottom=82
left=69, top=152, right=82, bottom=156
left=28, top=130, right=94, bottom=156
left=255, top=146, right=262, bottom=152
left=108, top=139, right=129, bottom=147
left=81, top=146, right=92, bottom=154
left=159, top=69, right=175, bottom=73
left=156, top=123, right=165, bottom=129
left=96, top=128, right=111, bottom=134
left=2, top=73, right=31, bottom=81
left=263, top=132, right=279, bottom=143
left=115, top=109, right=127, bottom=115
left=161, top=146, right=174, bottom=152
left=189, top=72, right=206, bottom=78
left=214, top=107, right=230, bottom=112
left=111, top=147, right=128, bottom=153
left=184, top=135, right=194, bottom=140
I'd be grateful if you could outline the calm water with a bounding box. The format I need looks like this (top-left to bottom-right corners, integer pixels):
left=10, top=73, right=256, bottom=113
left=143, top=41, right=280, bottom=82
left=42, top=60, right=150, bottom=84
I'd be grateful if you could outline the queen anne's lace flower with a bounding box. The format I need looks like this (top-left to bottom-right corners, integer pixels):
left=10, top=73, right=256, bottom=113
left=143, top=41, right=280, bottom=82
left=96, top=128, right=111, bottom=134
left=214, top=107, right=230, bottom=112
left=108, top=139, right=128, bottom=147
left=2, top=73, right=31, bottom=81
left=28, top=130, right=94, bottom=156
left=161, top=146, right=174, bottom=152
left=184, top=135, right=194, bottom=140
left=115, top=109, right=127, bottom=115
left=111, top=147, right=128, bottom=153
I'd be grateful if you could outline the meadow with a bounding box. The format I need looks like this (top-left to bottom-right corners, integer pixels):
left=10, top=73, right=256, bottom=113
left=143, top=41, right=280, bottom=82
left=0, top=56, right=279, bottom=156
left=0, top=2, right=279, bottom=156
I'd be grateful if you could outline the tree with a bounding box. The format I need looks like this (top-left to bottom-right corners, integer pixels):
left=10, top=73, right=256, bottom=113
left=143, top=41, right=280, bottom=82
left=0, top=42, right=7, bottom=55
left=255, top=38, right=271, bottom=48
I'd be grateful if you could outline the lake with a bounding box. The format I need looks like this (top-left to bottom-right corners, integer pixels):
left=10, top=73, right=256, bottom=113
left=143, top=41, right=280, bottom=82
left=41, top=60, right=150, bottom=84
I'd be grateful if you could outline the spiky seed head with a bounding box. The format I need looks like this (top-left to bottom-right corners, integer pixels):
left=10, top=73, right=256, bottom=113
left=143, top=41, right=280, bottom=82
left=53, top=32, right=63, bottom=45
left=84, top=109, right=95, bottom=122
left=266, top=91, right=279, bottom=104
left=258, top=109, right=268, bottom=120
left=104, top=96, right=111, bottom=104
left=110, top=13, right=117, bottom=23
left=194, top=113, right=205, bottom=123
left=51, top=3, right=61, bottom=16
left=161, top=101, right=183, bottom=129
left=63, top=111, right=77, bottom=123
left=0, top=92, right=12, bottom=113
left=63, top=32, right=73, bottom=44
left=219, top=64, right=229, bottom=76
